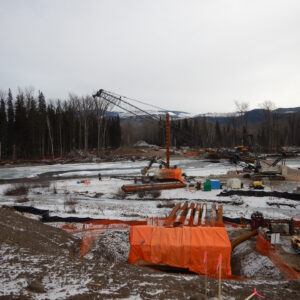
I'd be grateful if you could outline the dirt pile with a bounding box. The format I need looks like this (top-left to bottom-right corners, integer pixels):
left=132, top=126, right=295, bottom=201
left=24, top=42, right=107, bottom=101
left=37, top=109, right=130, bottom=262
left=86, top=229, right=130, bottom=262
left=231, top=240, right=283, bottom=280
left=0, top=206, right=80, bottom=256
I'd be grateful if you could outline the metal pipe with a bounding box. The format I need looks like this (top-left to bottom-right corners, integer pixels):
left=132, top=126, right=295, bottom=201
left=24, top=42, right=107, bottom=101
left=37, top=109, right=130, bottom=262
left=193, top=203, right=201, bottom=226
left=164, top=202, right=181, bottom=227
left=166, top=113, right=170, bottom=168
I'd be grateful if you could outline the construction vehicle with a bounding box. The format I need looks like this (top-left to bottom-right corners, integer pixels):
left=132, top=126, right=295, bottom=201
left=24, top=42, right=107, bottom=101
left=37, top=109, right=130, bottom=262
left=258, top=152, right=286, bottom=175
left=250, top=181, right=264, bottom=190
left=243, top=134, right=286, bottom=180
left=92, top=89, right=186, bottom=193
left=141, top=157, right=166, bottom=175
left=291, top=236, right=300, bottom=254
left=235, top=145, right=249, bottom=153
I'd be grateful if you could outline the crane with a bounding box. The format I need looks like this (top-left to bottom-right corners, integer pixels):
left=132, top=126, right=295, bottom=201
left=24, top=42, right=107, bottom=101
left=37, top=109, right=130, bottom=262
left=92, top=89, right=186, bottom=192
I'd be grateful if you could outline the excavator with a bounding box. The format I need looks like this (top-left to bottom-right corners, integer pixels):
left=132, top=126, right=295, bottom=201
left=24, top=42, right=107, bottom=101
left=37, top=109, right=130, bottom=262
left=92, top=89, right=186, bottom=193
left=244, top=134, right=286, bottom=180
left=141, top=157, right=166, bottom=176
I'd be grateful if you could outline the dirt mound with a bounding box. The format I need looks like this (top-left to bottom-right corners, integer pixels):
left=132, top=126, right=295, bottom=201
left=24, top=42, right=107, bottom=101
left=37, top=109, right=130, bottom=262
left=231, top=240, right=283, bottom=280
left=0, top=206, right=80, bottom=256
left=86, top=229, right=130, bottom=262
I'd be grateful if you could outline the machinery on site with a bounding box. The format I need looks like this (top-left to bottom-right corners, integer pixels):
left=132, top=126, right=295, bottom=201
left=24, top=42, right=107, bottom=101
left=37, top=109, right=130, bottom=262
left=92, top=89, right=186, bottom=193
left=251, top=152, right=286, bottom=180
left=250, top=181, right=264, bottom=190
left=291, top=236, right=300, bottom=254
left=241, top=134, right=287, bottom=180
left=141, top=157, right=166, bottom=176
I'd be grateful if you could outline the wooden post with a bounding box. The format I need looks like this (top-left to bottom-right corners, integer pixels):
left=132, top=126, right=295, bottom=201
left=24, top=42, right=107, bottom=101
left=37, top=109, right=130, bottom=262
left=165, top=113, right=170, bottom=168
left=218, top=254, right=222, bottom=300
left=205, top=259, right=207, bottom=299
left=203, top=251, right=207, bottom=299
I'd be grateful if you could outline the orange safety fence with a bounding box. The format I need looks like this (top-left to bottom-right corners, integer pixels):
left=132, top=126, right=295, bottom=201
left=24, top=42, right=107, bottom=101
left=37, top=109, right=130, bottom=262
left=59, top=217, right=226, bottom=257
left=80, top=229, right=106, bottom=257
left=184, top=152, right=199, bottom=156
left=129, top=226, right=232, bottom=277
left=256, top=232, right=300, bottom=280
left=58, top=219, right=147, bottom=234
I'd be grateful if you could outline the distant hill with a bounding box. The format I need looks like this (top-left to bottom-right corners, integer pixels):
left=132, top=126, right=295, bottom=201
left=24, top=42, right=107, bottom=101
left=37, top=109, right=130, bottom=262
left=194, top=107, right=300, bottom=124
left=106, top=109, right=192, bottom=120
left=108, top=106, right=300, bottom=125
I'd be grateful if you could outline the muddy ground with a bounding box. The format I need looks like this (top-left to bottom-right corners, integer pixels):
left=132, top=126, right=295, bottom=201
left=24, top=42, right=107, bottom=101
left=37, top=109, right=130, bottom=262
left=0, top=207, right=299, bottom=299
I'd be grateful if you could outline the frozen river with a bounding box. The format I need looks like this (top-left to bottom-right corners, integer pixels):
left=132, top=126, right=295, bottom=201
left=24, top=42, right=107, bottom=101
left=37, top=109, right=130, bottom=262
left=1, top=157, right=300, bottom=181
left=0, top=158, right=240, bottom=181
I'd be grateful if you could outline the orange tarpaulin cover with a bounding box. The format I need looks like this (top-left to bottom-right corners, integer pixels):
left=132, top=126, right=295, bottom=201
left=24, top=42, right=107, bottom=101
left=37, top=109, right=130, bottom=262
left=129, top=226, right=231, bottom=277
left=161, top=168, right=184, bottom=183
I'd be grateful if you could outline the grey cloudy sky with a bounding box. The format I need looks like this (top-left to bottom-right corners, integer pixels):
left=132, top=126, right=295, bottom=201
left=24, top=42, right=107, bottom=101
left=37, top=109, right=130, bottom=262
left=0, top=0, right=300, bottom=113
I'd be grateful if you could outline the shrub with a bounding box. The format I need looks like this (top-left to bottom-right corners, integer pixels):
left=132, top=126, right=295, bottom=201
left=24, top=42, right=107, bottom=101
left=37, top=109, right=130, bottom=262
left=149, top=190, right=161, bottom=199
left=14, top=197, right=30, bottom=203
left=5, top=184, right=29, bottom=196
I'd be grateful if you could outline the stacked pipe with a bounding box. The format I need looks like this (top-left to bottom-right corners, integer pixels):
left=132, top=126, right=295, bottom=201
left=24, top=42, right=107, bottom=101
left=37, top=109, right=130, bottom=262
left=164, top=202, right=224, bottom=227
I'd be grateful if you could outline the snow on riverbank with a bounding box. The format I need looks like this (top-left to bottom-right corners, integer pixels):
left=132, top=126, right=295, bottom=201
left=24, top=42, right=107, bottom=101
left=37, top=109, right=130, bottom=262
left=0, top=175, right=299, bottom=221
left=0, top=159, right=299, bottom=221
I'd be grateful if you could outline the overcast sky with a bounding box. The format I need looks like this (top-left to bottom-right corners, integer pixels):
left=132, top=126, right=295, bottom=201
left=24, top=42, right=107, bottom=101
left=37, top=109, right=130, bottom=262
left=0, top=0, right=300, bottom=113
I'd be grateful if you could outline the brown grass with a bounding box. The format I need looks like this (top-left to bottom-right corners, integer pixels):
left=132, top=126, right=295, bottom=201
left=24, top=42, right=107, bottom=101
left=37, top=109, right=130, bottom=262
left=5, top=184, right=29, bottom=196
left=14, top=197, right=30, bottom=203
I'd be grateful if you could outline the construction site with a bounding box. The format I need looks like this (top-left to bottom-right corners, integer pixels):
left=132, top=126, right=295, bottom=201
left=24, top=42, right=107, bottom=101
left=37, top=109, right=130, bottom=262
left=0, top=91, right=299, bottom=300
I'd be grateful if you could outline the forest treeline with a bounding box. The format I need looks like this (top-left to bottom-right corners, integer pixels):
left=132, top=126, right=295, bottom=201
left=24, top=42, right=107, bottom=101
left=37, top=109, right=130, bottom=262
left=121, top=102, right=300, bottom=152
left=0, top=88, right=300, bottom=160
left=0, top=88, right=121, bottom=159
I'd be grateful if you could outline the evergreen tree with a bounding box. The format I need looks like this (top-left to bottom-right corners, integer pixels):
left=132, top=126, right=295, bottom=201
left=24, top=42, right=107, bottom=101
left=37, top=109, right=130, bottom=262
left=7, top=89, right=15, bottom=157
left=14, top=90, right=27, bottom=158
left=38, top=91, right=47, bottom=157
left=27, top=97, right=38, bottom=157
left=0, top=98, right=7, bottom=158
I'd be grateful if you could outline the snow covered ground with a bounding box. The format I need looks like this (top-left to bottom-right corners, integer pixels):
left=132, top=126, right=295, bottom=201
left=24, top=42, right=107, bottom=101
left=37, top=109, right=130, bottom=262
left=0, top=158, right=299, bottom=221
left=0, top=158, right=240, bottom=180
left=0, top=159, right=299, bottom=299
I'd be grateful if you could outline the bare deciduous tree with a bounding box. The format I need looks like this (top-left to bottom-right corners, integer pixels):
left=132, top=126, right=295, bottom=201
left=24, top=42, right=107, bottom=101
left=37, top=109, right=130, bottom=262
left=93, top=95, right=113, bottom=156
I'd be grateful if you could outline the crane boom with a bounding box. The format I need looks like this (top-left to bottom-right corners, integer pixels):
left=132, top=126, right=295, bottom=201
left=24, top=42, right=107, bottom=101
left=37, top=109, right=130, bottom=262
left=93, top=89, right=161, bottom=122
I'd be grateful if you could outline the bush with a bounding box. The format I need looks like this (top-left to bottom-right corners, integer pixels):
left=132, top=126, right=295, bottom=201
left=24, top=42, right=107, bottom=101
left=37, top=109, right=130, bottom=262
left=137, top=191, right=145, bottom=198
left=14, top=197, right=30, bottom=203
left=149, top=190, right=161, bottom=199
left=5, top=184, right=29, bottom=196
left=64, top=195, right=78, bottom=214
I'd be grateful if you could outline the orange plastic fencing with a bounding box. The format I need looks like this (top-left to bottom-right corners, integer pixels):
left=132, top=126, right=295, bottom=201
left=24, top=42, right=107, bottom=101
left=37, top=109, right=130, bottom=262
left=80, top=229, right=106, bottom=257
left=184, top=153, right=199, bottom=156
left=129, top=226, right=232, bottom=277
left=58, top=219, right=147, bottom=257
left=256, top=232, right=300, bottom=280
left=60, top=217, right=226, bottom=258
left=58, top=219, right=147, bottom=234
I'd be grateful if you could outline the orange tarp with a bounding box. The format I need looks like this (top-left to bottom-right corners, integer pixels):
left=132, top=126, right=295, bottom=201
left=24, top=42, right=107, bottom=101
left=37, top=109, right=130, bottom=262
left=161, top=168, right=184, bottom=183
left=129, top=226, right=231, bottom=277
